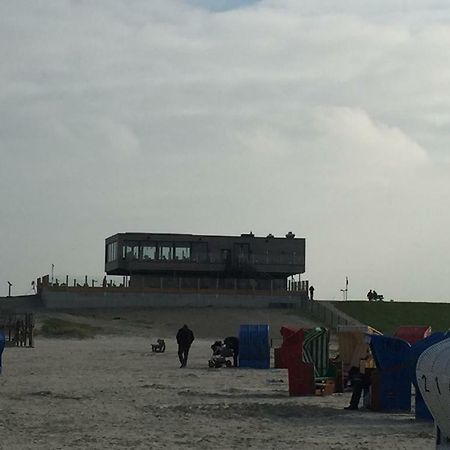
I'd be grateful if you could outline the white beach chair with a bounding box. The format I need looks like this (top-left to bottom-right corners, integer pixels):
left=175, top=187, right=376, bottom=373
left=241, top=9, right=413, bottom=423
left=416, top=338, right=450, bottom=449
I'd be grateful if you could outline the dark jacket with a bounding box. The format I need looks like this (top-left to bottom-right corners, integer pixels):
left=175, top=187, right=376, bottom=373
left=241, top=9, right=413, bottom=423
left=176, top=326, right=194, bottom=348
left=224, top=336, right=239, bottom=354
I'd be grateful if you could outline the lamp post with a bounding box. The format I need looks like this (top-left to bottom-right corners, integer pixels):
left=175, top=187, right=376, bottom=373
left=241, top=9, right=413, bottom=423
left=340, top=277, right=349, bottom=301
left=7, top=281, right=12, bottom=297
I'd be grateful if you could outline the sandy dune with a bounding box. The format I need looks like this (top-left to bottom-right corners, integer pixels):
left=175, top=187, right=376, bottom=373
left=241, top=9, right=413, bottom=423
left=0, top=309, right=435, bottom=449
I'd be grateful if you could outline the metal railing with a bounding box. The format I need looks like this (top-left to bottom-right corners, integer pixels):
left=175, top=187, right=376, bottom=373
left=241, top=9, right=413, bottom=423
left=0, top=311, right=34, bottom=347
left=38, top=274, right=307, bottom=297
left=296, top=297, right=360, bottom=330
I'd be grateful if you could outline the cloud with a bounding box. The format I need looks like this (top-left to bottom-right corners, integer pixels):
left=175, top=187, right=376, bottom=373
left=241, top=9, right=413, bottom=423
left=313, top=106, right=429, bottom=171
left=1, top=0, right=450, bottom=301
left=187, top=0, right=260, bottom=12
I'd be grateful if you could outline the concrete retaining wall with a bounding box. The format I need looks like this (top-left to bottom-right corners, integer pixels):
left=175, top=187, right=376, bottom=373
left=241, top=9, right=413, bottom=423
left=0, top=295, right=43, bottom=311
left=41, top=289, right=302, bottom=310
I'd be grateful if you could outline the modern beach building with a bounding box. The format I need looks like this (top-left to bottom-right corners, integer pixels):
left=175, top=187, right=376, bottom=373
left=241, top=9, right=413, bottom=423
left=105, top=232, right=305, bottom=292
left=23, top=231, right=308, bottom=310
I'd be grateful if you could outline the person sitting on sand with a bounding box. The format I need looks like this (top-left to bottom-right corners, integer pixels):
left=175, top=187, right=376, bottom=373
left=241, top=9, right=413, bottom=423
left=176, top=324, right=195, bottom=368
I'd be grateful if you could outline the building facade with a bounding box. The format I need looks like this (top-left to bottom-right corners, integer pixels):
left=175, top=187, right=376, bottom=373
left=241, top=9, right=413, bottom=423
left=105, top=232, right=305, bottom=291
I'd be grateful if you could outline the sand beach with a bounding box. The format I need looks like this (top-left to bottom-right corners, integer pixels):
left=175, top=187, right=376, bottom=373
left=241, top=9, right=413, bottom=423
left=0, top=309, right=435, bottom=449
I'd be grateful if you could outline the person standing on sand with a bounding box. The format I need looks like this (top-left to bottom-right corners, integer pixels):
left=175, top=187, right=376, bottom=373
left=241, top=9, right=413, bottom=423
left=0, top=330, right=5, bottom=374
left=309, top=285, right=315, bottom=301
left=176, top=324, right=194, bottom=368
left=344, top=363, right=372, bottom=411
left=224, top=336, right=239, bottom=367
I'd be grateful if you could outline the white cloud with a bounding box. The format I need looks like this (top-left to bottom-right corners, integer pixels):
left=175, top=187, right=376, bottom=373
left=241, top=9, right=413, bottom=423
left=313, top=106, right=429, bottom=169
left=1, top=0, right=450, bottom=301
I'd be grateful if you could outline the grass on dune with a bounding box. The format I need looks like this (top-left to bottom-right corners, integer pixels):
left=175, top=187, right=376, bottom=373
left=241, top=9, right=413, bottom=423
left=333, top=301, right=450, bottom=335
left=40, top=318, right=101, bottom=339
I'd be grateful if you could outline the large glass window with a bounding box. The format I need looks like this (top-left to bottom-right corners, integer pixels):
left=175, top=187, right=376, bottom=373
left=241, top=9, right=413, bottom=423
left=106, top=242, right=118, bottom=262
left=159, top=243, right=173, bottom=260
left=142, top=245, right=157, bottom=260
left=123, top=242, right=139, bottom=260
left=175, top=244, right=190, bottom=260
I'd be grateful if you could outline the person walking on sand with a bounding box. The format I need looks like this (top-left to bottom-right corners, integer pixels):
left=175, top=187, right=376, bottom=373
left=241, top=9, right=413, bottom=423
left=176, top=324, right=194, bottom=368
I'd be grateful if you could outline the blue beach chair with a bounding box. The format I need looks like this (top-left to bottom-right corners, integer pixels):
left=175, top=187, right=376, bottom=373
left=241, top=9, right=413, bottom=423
left=369, top=334, right=412, bottom=412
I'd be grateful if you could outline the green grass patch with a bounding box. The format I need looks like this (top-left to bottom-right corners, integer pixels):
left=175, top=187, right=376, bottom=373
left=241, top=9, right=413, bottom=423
left=40, top=318, right=100, bottom=339
left=333, top=301, right=450, bottom=335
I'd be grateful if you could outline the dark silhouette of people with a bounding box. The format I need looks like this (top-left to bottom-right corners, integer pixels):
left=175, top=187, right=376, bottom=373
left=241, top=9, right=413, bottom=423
left=0, top=330, right=5, bottom=374
left=309, top=285, right=315, bottom=301
left=367, top=290, right=373, bottom=301
left=224, top=336, right=239, bottom=367
left=176, top=324, right=194, bottom=368
left=151, top=339, right=166, bottom=353
left=211, top=340, right=223, bottom=354
left=344, top=366, right=371, bottom=410
left=372, top=290, right=378, bottom=301
left=345, top=346, right=373, bottom=411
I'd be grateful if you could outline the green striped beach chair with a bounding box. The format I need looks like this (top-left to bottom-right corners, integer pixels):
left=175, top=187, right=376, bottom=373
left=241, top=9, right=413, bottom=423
left=302, top=327, right=330, bottom=379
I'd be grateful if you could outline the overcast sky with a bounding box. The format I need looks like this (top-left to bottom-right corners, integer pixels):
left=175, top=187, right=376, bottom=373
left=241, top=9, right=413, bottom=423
left=1, top=0, right=450, bottom=301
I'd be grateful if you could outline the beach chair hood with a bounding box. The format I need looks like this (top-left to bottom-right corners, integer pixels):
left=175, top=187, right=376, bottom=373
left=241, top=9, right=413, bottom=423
left=416, top=338, right=450, bottom=443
